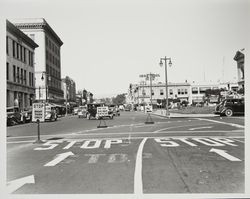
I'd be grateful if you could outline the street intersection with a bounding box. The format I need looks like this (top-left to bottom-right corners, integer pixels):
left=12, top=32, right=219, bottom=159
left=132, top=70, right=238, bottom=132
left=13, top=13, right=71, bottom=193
left=7, top=111, right=245, bottom=195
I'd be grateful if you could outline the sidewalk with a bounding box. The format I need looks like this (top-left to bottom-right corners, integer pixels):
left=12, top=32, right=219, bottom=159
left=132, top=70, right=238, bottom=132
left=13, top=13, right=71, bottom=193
left=152, top=109, right=219, bottom=118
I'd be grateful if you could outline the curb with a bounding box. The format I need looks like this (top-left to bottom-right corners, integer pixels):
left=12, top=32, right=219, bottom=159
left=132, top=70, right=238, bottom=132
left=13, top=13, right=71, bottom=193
left=151, top=113, right=219, bottom=118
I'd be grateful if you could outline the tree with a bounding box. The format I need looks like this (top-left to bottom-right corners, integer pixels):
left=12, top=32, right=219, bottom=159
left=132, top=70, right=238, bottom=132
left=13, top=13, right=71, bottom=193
left=237, top=87, right=244, bottom=95
left=89, top=92, right=94, bottom=103
left=112, top=93, right=126, bottom=105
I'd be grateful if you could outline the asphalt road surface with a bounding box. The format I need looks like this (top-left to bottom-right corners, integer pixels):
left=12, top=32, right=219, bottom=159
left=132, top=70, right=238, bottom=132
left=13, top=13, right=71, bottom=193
left=6, top=111, right=245, bottom=195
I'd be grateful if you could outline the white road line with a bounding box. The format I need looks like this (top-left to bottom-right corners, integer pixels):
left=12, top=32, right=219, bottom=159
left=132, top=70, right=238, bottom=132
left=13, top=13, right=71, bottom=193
left=134, top=137, right=147, bottom=195
left=189, top=126, right=213, bottom=130
left=7, top=129, right=244, bottom=144
left=154, top=123, right=215, bottom=133
left=7, top=175, right=35, bottom=193
left=231, top=138, right=245, bottom=143
left=195, top=118, right=244, bottom=128
left=209, top=148, right=241, bottom=161
left=44, top=151, right=74, bottom=167
left=7, top=135, right=245, bottom=144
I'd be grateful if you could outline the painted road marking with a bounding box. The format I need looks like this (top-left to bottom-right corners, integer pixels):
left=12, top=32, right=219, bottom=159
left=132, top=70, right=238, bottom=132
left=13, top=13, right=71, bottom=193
left=209, top=148, right=241, bottom=161
left=63, top=140, right=77, bottom=149
left=154, top=137, right=240, bottom=147
left=7, top=175, right=35, bottom=193
left=189, top=126, right=213, bottom=130
left=232, top=138, right=244, bottom=143
left=196, top=118, right=244, bottom=128
left=44, top=151, right=74, bottom=167
left=154, top=123, right=216, bottom=133
left=31, top=137, right=244, bottom=151
left=134, top=137, right=148, bottom=195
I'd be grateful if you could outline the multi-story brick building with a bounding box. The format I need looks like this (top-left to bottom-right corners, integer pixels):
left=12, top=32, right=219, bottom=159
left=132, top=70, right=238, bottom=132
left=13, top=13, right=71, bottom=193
left=61, top=76, right=76, bottom=103
left=11, top=18, right=64, bottom=104
left=6, top=20, right=38, bottom=110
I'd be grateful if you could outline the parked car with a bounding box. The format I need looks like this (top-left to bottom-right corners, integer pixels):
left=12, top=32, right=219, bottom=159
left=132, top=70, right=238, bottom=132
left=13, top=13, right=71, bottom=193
left=7, top=106, right=22, bottom=126
left=45, top=103, right=58, bottom=121
left=214, top=98, right=244, bottom=117
left=73, top=107, right=79, bottom=115
left=109, top=104, right=120, bottom=116
left=21, top=108, right=32, bottom=123
left=78, top=106, right=87, bottom=118
left=6, top=106, right=31, bottom=126
left=86, top=103, right=113, bottom=120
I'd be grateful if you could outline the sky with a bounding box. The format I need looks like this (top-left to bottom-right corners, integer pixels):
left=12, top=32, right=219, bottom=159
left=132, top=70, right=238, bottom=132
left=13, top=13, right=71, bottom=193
left=1, top=0, right=249, bottom=98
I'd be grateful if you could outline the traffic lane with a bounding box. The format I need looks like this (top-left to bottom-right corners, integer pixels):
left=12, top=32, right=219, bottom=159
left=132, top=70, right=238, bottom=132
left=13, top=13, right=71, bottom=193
left=5, top=118, right=238, bottom=143
left=7, top=136, right=244, bottom=194
left=6, top=118, right=244, bottom=144
left=7, top=138, right=142, bottom=194
left=143, top=137, right=244, bottom=193
left=6, top=111, right=149, bottom=138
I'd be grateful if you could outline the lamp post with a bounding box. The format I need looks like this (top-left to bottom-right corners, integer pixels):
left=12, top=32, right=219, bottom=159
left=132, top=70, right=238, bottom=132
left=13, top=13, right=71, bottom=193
left=65, top=86, right=69, bottom=116
left=41, top=72, right=51, bottom=103
left=159, top=57, right=172, bottom=116
left=139, top=73, right=160, bottom=111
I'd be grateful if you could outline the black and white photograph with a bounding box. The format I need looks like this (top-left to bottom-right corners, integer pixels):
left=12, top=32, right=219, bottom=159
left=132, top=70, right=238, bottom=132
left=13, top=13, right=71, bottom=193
left=0, top=0, right=249, bottom=198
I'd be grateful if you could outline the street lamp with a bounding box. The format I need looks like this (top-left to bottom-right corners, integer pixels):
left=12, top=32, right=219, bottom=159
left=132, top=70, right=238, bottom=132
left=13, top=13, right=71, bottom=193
left=41, top=72, right=51, bottom=103
left=65, top=86, right=69, bottom=116
left=159, top=56, right=172, bottom=116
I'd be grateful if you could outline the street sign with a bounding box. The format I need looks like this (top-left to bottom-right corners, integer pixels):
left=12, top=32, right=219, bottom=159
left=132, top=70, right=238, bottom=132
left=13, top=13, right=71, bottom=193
left=97, top=106, right=109, bottom=117
left=32, top=103, right=45, bottom=122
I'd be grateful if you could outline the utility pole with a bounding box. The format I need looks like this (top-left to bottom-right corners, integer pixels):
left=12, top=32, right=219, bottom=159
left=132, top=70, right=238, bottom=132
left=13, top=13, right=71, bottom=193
left=139, top=73, right=160, bottom=111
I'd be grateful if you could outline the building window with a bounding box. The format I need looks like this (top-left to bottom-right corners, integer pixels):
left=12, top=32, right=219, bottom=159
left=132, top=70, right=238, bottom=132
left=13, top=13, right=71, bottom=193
left=16, top=43, right=19, bottom=59
left=17, top=67, right=20, bottom=83
left=169, top=89, right=173, bottom=95
left=30, top=34, right=35, bottom=41
left=160, top=89, right=164, bottom=95
left=46, top=50, right=48, bottom=60
left=181, top=89, right=184, bottom=95
left=29, top=72, right=31, bottom=86
left=31, top=52, right=34, bottom=66
left=192, top=87, right=198, bottom=94
left=6, top=62, right=9, bottom=80
left=45, top=36, right=48, bottom=46
left=31, top=73, right=34, bottom=87
left=6, top=36, right=9, bottom=55
left=20, top=46, right=23, bottom=61
left=185, top=89, right=188, bottom=94
left=21, top=69, right=23, bottom=84
left=12, top=40, right=15, bottom=57
left=200, top=87, right=210, bottom=94
left=178, top=89, right=181, bottom=95
left=23, top=48, right=26, bottom=63
left=24, top=70, right=27, bottom=85
left=13, top=65, right=16, bottom=82
left=28, top=51, right=34, bottom=66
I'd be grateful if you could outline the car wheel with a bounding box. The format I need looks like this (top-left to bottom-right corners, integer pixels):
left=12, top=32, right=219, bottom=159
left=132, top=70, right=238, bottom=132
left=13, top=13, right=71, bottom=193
left=225, top=109, right=233, bottom=117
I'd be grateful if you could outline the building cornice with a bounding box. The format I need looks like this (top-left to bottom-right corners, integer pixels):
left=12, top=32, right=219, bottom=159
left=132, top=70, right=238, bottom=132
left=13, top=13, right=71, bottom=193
left=12, top=18, right=63, bottom=46
left=6, top=20, right=39, bottom=49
